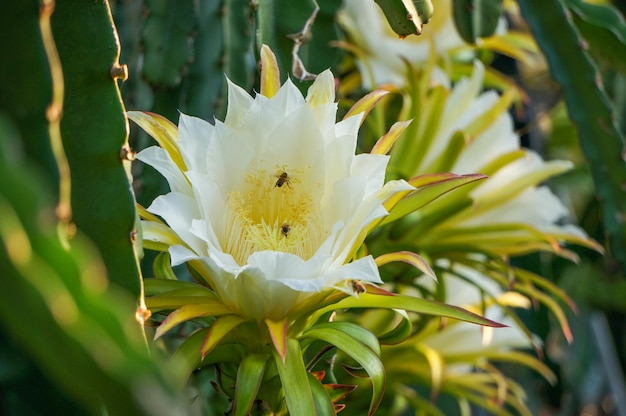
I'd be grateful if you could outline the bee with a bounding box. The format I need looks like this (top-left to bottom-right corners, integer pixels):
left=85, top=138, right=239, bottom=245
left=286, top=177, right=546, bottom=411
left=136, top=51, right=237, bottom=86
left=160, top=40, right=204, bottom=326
left=351, top=279, right=366, bottom=294
left=280, top=223, right=291, bottom=238
left=274, top=171, right=291, bottom=188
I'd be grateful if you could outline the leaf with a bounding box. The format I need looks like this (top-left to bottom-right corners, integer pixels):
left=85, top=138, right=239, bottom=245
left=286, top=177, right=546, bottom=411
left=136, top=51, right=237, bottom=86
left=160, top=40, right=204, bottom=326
left=416, top=344, right=445, bottom=400
left=200, top=315, right=247, bottom=358
left=143, top=277, right=211, bottom=296
left=145, top=294, right=221, bottom=310
left=52, top=0, right=142, bottom=296
left=273, top=338, right=317, bottom=416
left=518, top=0, right=626, bottom=270
left=450, top=63, right=528, bottom=102
left=477, top=32, right=539, bottom=67
left=265, top=318, right=288, bottom=362
left=371, top=120, right=413, bottom=155
left=127, top=111, right=185, bottom=171
left=153, top=252, right=178, bottom=280
left=316, top=293, right=506, bottom=328
left=154, top=302, right=231, bottom=339
left=344, top=90, right=390, bottom=125
left=309, top=322, right=381, bottom=356
left=0, top=118, right=179, bottom=415
left=452, top=0, right=503, bottom=43
left=233, top=354, right=268, bottom=416
left=375, top=250, right=437, bottom=281
left=391, top=85, right=448, bottom=177
left=513, top=267, right=577, bottom=313
left=257, top=0, right=342, bottom=88
left=378, top=311, right=413, bottom=345
left=307, top=373, right=336, bottom=416
left=169, top=329, right=241, bottom=387
left=302, top=326, right=386, bottom=415
left=567, top=0, right=626, bottom=73
left=260, top=44, right=281, bottom=98
left=382, top=173, right=487, bottom=225
left=0, top=0, right=63, bottom=204
left=451, top=350, right=557, bottom=385
left=422, top=131, right=467, bottom=173
left=141, top=0, right=197, bottom=87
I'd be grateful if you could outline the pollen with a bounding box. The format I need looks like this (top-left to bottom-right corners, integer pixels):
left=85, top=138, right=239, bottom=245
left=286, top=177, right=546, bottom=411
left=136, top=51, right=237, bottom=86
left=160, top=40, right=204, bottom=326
left=223, top=165, right=325, bottom=265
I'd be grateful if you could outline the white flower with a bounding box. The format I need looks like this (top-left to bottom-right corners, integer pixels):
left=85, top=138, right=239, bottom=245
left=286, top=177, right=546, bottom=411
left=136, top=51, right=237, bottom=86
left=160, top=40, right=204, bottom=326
left=392, top=61, right=597, bottom=256
left=339, top=0, right=505, bottom=88
left=420, top=263, right=536, bottom=358
left=131, top=70, right=412, bottom=321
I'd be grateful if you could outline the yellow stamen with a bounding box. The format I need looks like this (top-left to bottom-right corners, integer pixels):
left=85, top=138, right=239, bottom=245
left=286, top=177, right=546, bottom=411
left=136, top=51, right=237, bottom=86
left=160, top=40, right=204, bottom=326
left=222, top=165, right=326, bottom=265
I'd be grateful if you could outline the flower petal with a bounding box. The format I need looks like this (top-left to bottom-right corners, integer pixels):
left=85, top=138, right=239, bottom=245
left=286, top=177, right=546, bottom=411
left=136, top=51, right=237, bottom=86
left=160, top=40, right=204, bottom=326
left=306, top=69, right=335, bottom=108
left=136, top=146, right=190, bottom=195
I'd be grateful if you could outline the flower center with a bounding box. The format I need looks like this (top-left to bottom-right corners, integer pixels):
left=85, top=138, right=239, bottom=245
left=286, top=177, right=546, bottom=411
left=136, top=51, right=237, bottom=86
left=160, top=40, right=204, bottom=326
left=223, top=165, right=325, bottom=265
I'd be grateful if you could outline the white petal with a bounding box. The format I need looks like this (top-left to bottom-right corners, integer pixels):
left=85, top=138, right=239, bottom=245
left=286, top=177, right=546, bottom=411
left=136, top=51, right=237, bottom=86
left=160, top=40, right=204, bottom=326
left=169, top=244, right=201, bottom=266
left=260, top=105, right=325, bottom=173
left=141, top=221, right=184, bottom=246
left=454, top=114, right=518, bottom=174
left=334, top=113, right=362, bottom=140
left=376, top=179, right=415, bottom=202
left=136, top=146, right=191, bottom=195
left=351, top=153, right=389, bottom=195
left=306, top=69, right=335, bottom=108
left=177, top=114, right=213, bottom=171
left=147, top=192, right=206, bottom=255
left=461, top=186, right=569, bottom=227
left=470, top=151, right=573, bottom=204
left=423, top=313, right=534, bottom=356
left=224, top=77, right=254, bottom=127
left=268, top=78, right=305, bottom=117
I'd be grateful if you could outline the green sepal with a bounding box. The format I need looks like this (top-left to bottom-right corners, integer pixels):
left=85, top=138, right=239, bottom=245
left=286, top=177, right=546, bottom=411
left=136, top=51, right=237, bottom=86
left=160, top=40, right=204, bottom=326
left=153, top=252, right=178, bottom=280
left=378, top=311, right=413, bottom=345
left=233, top=354, right=269, bottom=416
left=200, top=315, right=247, bottom=358
left=306, top=321, right=381, bottom=356
left=382, top=173, right=486, bottom=225
left=154, top=302, right=231, bottom=339
left=302, top=325, right=385, bottom=415
left=422, top=131, right=467, bottom=174
left=307, top=372, right=336, bottom=416
left=315, top=293, right=506, bottom=328
left=145, top=294, right=220, bottom=311
left=169, top=328, right=242, bottom=388
left=143, top=277, right=209, bottom=296
left=273, top=338, right=317, bottom=416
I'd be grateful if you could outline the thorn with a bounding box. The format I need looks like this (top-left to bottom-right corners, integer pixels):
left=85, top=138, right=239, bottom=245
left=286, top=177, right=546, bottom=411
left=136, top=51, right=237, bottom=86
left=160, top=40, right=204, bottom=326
left=119, top=144, right=136, bottom=161
left=111, top=63, right=128, bottom=81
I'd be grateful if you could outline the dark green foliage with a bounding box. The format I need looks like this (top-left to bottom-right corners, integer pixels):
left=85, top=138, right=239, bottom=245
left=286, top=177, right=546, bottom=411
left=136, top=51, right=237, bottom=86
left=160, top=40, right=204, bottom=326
left=0, top=2, right=57, bottom=192
left=51, top=0, right=142, bottom=295
left=0, top=114, right=180, bottom=415
left=142, top=0, right=198, bottom=88
left=119, top=0, right=345, bottom=126
left=568, top=0, right=626, bottom=74
left=452, top=0, right=503, bottom=43
left=518, top=0, right=626, bottom=273
left=374, top=0, right=435, bottom=37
